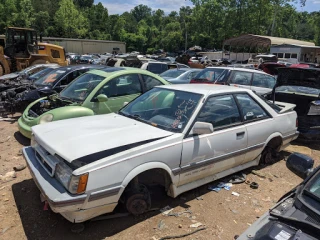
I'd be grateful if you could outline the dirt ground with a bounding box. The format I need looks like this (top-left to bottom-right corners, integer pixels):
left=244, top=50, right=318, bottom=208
left=0, top=116, right=319, bottom=240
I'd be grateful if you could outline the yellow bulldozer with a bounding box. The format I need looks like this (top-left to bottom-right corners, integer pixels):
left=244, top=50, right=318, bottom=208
left=0, top=27, right=68, bottom=76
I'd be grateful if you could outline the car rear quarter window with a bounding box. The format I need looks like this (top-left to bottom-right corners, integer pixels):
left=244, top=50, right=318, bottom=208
left=147, top=63, right=168, bottom=74
left=235, top=94, right=268, bottom=121
left=252, top=73, right=275, bottom=88
left=230, top=71, right=252, bottom=86
left=142, top=74, right=164, bottom=91
left=197, top=95, right=241, bottom=129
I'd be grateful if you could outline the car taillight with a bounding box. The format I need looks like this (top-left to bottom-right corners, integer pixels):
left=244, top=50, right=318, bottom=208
left=190, top=79, right=196, bottom=83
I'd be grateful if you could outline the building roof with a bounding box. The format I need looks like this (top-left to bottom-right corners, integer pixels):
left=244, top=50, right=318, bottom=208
left=223, top=34, right=315, bottom=48
left=271, top=43, right=320, bottom=49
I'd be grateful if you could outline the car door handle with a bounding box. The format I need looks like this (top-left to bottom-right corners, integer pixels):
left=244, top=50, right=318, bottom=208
left=236, top=131, right=245, bottom=139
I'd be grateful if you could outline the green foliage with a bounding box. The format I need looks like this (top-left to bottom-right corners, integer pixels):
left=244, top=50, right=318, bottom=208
left=0, top=0, right=318, bottom=52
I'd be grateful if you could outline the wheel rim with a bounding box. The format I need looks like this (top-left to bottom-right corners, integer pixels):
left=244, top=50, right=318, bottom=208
left=126, top=194, right=148, bottom=215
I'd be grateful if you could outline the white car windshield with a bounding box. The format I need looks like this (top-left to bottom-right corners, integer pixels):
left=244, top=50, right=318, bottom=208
left=59, top=73, right=105, bottom=101
left=120, top=88, right=203, bottom=133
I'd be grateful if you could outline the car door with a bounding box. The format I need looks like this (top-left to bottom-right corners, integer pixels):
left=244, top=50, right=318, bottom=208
left=179, top=94, right=248, bottom=186
left=229, top=70, right=253, bottom=91
left=251, top=73, right=276, bottom=95
left=91, top=73, right=143, bottom=114
left=234, top=93, right=274, bottom=164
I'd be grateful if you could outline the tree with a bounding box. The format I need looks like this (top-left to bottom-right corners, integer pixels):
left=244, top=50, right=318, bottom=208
left=54, top=0, right=88, bottom=38
left=14, top=0, right=35, bottom=28
left=131, top=4, right=152, bottom=22
left=73, top=0, right=93, bottom=8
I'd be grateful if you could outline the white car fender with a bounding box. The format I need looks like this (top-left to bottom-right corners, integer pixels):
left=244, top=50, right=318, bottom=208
left=263, top=132, right=283, bottom=149
left=121, top=162, right=178, bottom=190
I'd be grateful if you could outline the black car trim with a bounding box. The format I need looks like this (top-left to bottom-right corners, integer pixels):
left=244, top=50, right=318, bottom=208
left=172, top=142, right=265, bottom=175
left=88, top=186, right=122, bottom=202
left=72, top=137, right=167, bottom=167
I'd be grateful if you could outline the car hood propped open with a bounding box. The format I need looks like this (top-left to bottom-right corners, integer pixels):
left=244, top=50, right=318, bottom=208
left=276, top=68, right=320, bottom=89
left=32, top=113, right=173, bottom=162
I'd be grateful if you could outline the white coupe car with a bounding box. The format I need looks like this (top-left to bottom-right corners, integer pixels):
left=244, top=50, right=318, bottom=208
left=23, top=84, right=299, bottom=223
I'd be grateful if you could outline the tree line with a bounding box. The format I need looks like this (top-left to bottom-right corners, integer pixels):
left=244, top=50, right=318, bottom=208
left=0, top=0, right=319, bottom=53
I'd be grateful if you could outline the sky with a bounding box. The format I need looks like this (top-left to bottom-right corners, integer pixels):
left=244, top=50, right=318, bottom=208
left=96, top=0, right=319, bottom=15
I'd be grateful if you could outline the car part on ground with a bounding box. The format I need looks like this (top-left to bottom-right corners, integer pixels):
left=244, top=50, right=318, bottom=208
left=22, top=84, right=298, bottom=222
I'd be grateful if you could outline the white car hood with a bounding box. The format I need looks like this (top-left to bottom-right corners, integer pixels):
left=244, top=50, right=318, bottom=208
left=32, top=113, right=173, bottom=162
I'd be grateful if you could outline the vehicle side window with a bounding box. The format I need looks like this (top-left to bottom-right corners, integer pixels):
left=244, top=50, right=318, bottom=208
left=235, top=94, right=268, bottom=121
left=188, top=71, right=198, bottom=80
left=252, top=73, right=275, bottom=88
left=28, top=67, right=45, bottom=75
left=51, top=49, right=60, bottom=58
left=230, top=71, right=252, bottom=85
left=60, top=70, right=80, bottom=86
left=196, top=95, right=241, bottom=129
left=142, top=74, right=163, bottom=91
left=97, top=74, right=142, bottom=98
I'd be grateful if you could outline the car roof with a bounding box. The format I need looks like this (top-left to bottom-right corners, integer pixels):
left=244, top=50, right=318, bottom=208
left=88, top=67, right=165, bottom=78
left=156, top=83, right=252, bottom=96
left=55, top=65, right=101, bottom=71
left=224, top=67, right=272, bottom=75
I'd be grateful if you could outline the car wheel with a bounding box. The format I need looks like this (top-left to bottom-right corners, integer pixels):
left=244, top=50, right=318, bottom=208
left=260, top=146, right=275, bottom=165
left=125, top=184, right=151, bottom=215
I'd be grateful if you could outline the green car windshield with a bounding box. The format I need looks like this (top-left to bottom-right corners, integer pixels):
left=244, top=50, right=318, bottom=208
left=120, top=87, right=202, bottom=133
left=59, top=73, right=105, bottom=101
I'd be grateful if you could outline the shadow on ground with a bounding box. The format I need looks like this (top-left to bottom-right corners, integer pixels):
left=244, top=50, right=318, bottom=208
left=14, top=131, right=30, bottom=146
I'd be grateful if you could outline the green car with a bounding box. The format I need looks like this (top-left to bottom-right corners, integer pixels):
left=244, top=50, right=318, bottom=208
left=18, top=67, right=170, bottom=138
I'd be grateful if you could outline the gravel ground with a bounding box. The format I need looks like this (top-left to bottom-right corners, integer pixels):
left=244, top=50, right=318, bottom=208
left=0, top=116, right=319, bottom=240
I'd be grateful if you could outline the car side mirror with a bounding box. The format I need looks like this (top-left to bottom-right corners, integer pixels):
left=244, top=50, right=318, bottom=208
left=286, top=153, right=314, bottom=179
left=97, top=94, right=108, bottom=103
left=192, top=121, right=214, bottom=135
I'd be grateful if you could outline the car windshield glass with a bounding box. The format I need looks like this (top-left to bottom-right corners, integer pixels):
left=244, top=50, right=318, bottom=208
left=34, top=69, right=67, bottom=86
left=160, top=70, right=185, bottom=78
left=276, top=86, right=320, bottom=96
left=194, top=68, right=225, bottom=82
left=59, top=73, right=105, bottom=101
left=305, top=172, right=320, bottom=201
left=29, top=68, right=55, bottom=81
left=119, top=88, right=202, bottom=133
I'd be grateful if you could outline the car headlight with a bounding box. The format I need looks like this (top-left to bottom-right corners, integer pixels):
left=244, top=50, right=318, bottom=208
left=54, top=159, right=88, bottom=194
left=39, top=114, right=53, bottom=124
left=307, top=101, right=320, bottom=115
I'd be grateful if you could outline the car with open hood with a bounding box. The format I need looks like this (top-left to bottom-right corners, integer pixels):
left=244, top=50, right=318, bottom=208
left=0, top=65, right=99, bottom=114
left=23, top=84, right=298, bottom=223
left=18, top=68, right=169, bottom=138
left=264, top=67, right=320, bottom=141
left=237, top=152, right=319, bottom=240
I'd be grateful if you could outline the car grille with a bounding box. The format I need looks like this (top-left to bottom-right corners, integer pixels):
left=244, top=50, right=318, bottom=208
left=34, top=144, right=59, bottom=177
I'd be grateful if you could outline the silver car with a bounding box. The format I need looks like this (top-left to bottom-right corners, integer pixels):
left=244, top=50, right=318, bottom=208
left=23, top=84, right=298, bottom=222
left=159, top=68, right=202, bottom=84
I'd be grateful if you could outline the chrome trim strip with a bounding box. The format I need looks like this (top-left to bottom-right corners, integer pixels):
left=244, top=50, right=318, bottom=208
left=283, top=131, right=299, bottom=140
left=173, top=142, right=265, bottom=175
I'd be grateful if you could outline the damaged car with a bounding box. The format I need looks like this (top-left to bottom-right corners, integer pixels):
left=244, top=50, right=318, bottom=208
left=18, top=68, right=169, bottom=138
left=23, top=84, right=298, bottom=222
left=265, top=67, right=320, bottom=141
left=237, top=152, right=319, bottom=240
left=0, top=65, right=99, bottom=114
left=0, top=63, right=60, bottom=82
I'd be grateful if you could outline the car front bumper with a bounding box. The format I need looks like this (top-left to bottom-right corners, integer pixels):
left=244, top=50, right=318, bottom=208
left=23, top=146, right=117, bottom=223
left=18, top=116, right=33, bottom=139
